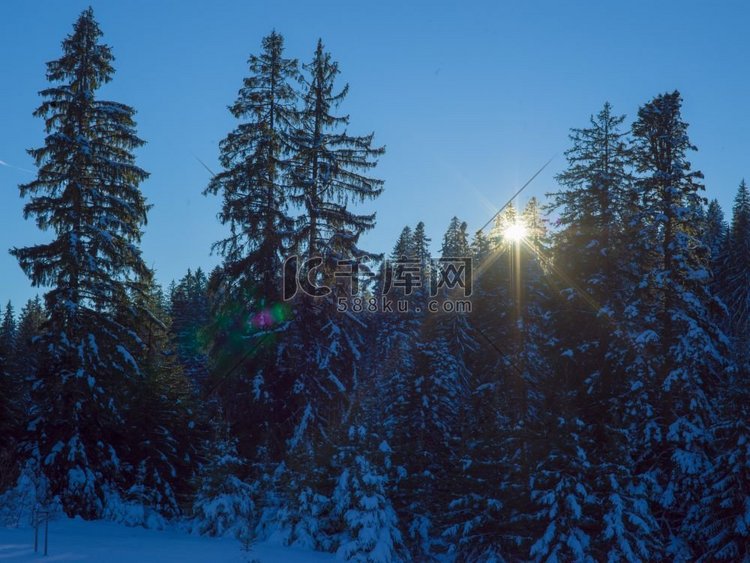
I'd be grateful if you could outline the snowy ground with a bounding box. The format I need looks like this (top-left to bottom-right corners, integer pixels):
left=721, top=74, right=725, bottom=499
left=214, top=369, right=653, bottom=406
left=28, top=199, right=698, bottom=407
left=0, top=518, right=333, bottom=562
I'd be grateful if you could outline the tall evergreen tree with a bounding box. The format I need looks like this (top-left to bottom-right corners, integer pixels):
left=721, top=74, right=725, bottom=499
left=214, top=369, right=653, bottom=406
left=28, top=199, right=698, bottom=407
left=0, top=301, right=19, bottom=489
left=10, top=8, right=152, bottom=517
left=394, top=217, right=476, bottom=556
left=170, top=268, right=210, bottom=388
left=289, top=38, right=384, bottom=267
left=627, top=91, right=729, bottom=555
left=0, top=301, right=17, bottom=381
left=203, top=31, right=301, bottom=471
left=541, top=103, right=661, bottom=559
left=13, top=297, right=46, bottom=382
left=279, top=38, right=384, bottom=461
left=205, top=30, right=299, bottom=302
left=373, top=222, right=434, bottom=556
left=703, top=199, right=726, bottom=269
left=694, top=182, right=750, bottom=560
left=122, top=284, right=200, bottom=519
left=547, top=102, right=634, bottom=401
left=0, top=302, right=16, bottom=369
left=245, top=39, right=385, bottom=547
left=377, top=226, right=417, bottom=440
left=412, top=221, right=431, bottom=266
left=721, top=180, right=750, bottom=354
left=445, top=201, right=553, bottom=560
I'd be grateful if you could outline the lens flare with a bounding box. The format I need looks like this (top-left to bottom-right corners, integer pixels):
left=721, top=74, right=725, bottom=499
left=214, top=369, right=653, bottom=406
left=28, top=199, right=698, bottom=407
left=504, top=222, right=527, bottom=242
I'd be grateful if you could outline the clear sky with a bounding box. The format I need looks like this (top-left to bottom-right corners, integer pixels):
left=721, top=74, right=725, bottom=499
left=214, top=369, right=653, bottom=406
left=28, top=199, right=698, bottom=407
left=2, top=0, right=749, bottom=307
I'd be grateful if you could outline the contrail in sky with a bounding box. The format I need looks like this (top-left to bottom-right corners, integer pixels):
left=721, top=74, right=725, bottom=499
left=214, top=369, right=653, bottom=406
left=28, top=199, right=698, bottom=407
left=0, top=159, right=34, bottom=174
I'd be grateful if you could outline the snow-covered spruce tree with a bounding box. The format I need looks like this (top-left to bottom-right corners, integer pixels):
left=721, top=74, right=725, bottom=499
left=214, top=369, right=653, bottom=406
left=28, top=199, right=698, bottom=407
left=626, top=91, right=730, bottom=556
left=376, top=226, right=418, bottom=442
left=720, top=180, right=750, bottom=365
left=169, top=268, right=210, bottom=389
left=282, top=37, right=384, bottom=438
left=391, top=226, right=414, bottom=260
left=413, top=222, right=431, bottom=266
left=12, top=297, right=46, bottom=385
left=443, top=205, right=533, bottom=561
left=699, top=199, right=729, bottom=343
left=431, top=217, right=476, bottom=376
left=0, top=302, right=17, bottom=375
left=192, top=428, right=256, bottom=539
left=332, top=425, right=404, bottom=562
left=373, top=223, right=431, bottom=446
left=702, top=199, right=726, bottom=275
left=203, top=31, right=300, bottom=468
left=546, top=102, right=635, bottom=408
left=689, top=182, right=750, bottom=560
left=0, top=302, right=20, bottom=491
left=443, top=201, right=561, bottom=561
left=253, top=446, right=332, bottom=550
left=115, top=284, right=200, bottom=523
left=394, top=217, right=476, bottom=557
left=542, top=103, right=661, bottom=559
left=415, top=225, right=472, bottom=441
left=469, top=204, right=522, bottom=399
left=205, top=30, right=298, bottom=302
left=371, top=222, right=431, bottom=556
left=525, top=211, right=605, bottom=563
left=5, top=296, right=46, bottom=464
left=10, top=8, right=152, bottom=518
left=693, top=364, right=750, bottom=561
left=272, top=38, right=384, bottom=513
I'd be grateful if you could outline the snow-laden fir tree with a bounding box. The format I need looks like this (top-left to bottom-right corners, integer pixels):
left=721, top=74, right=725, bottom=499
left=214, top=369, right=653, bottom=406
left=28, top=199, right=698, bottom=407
left=203, top=31, right=300, bottom=470
left=13, top=297, right=46, bottom=384
left=332, top=425, right=404, bottom=562
left=370, top=222, right=433, bottom=556
left=427, top=217, right=476, bottom=438
left=244, top=39, right=385, bottom=548
left=0, top=302, right=19, bottom=490
left=0, top=303, right=17, bottom=377
left=205, top=30, right=299, bottom=302
left=412, top=222, right=431, bottom=266
left=376, top=226, right=418, bottom=441
left=413, top=217, right=473, bottom=450
left=443, top=209, right=526, bottom=560
left=169, top=268, right=210, bottom=388
left=116, top=284, right=200, bottom=523
left=393, top=217, right=476, bottom=557
left=273, top=38, right=384, bottom=497
left=702, top=199, right=726, bottom=273
left=444, top=201, right=554, bottom=561
left=720, top=180, right=750, bottom=364
left=282, top=38, right=385, bottom=441
left=547, top=102, right=635, bottom=402
left=693, top=365, right=750, bottom=561
left=626, top=91, right=730, bottom=556
left=10, top=8, right=153, bottom=518
left=192, top=429, right=256, bottom=539
left=689, top=182, right=750, bottom=560
left=542, top=102, right=661, bottom=560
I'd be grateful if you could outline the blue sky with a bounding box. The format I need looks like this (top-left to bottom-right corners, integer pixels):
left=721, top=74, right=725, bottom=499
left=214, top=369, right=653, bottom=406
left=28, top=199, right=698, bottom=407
left=2, top=0, right=749, bottom=307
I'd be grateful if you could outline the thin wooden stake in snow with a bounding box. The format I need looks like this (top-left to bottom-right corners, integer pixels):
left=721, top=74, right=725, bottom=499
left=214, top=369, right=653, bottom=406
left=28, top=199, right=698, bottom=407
left=33, top=506, right=50, bottom=556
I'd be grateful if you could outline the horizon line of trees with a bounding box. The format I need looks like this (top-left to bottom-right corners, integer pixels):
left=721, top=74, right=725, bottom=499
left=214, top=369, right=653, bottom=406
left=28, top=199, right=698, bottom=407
left=2, top=7, right=750, bottom=562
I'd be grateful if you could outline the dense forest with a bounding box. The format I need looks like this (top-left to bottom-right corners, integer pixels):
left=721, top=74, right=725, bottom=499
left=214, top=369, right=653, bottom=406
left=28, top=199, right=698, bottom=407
left=1, top=8, right=749, bottom=562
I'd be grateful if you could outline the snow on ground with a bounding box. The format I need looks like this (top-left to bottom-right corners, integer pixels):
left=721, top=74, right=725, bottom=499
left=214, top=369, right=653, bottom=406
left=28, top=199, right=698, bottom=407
left=0, top=518, right=333, bottom=562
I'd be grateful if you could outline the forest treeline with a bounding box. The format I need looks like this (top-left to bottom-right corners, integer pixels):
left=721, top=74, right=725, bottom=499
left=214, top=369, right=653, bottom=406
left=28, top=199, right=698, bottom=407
left=1, top=8, right=749, bottom=562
